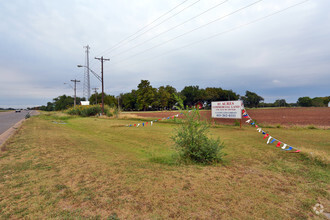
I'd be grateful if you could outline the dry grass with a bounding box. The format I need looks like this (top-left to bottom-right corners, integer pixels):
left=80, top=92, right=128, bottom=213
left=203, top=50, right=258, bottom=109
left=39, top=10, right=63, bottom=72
left=0, top=112, right=329, bottom=219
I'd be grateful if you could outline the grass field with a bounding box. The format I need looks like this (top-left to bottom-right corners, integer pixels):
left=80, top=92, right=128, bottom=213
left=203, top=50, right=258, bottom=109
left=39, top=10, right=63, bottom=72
left=0, top=112, right=329, bottom=219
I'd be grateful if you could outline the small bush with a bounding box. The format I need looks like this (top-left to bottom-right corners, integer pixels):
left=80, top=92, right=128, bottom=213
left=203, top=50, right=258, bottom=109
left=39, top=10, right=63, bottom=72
left=172, top=110, right=225, bottom=164
left=67, top=105, right=118, bottom=117
left=307, top=125, right=317, bottom=130
left=67, top=105, right=101, bottom=117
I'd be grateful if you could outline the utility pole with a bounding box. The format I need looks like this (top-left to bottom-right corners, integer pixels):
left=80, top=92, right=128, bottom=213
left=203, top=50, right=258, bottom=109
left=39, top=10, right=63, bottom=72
left=94, top=56, right=110, bottom=114
left=92, top=87, right=98, bottom=104
left=83, top=45, right=91, bottom=100
left=71, top=79, right=80, bottom=108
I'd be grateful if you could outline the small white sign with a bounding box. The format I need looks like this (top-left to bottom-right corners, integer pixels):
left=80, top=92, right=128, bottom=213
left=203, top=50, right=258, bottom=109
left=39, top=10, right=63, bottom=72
left=80, top=101, right=90, bottom=106
left=211, top=100, right=243, bottom=119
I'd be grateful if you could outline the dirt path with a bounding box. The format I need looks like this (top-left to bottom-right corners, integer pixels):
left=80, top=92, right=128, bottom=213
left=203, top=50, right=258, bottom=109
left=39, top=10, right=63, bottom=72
left=128, top=107, right=330, bottom=127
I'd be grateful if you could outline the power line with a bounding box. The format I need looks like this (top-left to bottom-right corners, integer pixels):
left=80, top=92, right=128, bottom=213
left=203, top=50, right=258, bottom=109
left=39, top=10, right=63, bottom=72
left=113, top=0, right=263, bottom=65
left=94, top=0, right=190, bottom=57
left=105, top=0, right=201, bottom=55
left=111, top=0, right=229, bottom=58
left=124, top=0, right=311, bottom=66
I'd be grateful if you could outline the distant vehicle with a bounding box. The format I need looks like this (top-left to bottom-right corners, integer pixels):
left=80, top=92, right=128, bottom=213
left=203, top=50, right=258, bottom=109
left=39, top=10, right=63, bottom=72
left=15, top=109, right=21, bottom=113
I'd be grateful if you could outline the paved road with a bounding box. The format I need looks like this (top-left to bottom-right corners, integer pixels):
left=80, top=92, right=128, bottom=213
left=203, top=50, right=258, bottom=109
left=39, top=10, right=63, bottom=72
left=0, top=110, right=37, bottom=134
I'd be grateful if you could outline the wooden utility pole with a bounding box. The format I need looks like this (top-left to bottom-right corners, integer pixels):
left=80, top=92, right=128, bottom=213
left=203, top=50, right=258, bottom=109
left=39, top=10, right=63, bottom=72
left=71, top=79, right=80, bottom=108
left=94, top=56, right=110, bottom=114
left=92, top=87, right=98, bottom=104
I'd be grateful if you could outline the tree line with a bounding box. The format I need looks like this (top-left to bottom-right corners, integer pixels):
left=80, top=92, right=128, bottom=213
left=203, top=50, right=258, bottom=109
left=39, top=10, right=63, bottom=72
left=38, top=80, right=329, bottom=111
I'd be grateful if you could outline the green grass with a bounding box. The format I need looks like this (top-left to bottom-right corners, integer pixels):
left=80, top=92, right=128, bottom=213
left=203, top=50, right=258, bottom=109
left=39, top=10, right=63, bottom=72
left=0, top=112, right=329, bottom=219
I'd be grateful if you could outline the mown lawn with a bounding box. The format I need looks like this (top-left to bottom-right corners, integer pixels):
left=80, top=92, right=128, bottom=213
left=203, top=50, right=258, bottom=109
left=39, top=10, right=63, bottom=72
left=0, top=112, right=329, bottom=219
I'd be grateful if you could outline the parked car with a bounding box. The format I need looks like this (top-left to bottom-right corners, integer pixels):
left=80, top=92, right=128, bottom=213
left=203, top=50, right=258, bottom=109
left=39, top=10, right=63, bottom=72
left=15, top=109, right=21, bottom=113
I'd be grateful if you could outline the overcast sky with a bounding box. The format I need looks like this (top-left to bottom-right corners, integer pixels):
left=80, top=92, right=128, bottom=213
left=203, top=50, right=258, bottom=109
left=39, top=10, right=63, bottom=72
left=0, top=0, right=329, bottom=108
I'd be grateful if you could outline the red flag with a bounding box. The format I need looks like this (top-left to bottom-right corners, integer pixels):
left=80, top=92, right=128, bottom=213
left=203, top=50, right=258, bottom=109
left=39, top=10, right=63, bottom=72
left=276, top=141, right=281, bottom=147
left=242, top=109, right=245, bottom=114
left=146, top=122, right=148, bottom=125
left=289, top=150, right=300, bottom=153
left=255, top=125, right=258, bottom=128
left=158, top=119, right=161, bottom=121
left=134, top=124, right=136, bottom=127
left=263, top=134, right=269, bottom=139
left=172, top=116, right=175, bottom=119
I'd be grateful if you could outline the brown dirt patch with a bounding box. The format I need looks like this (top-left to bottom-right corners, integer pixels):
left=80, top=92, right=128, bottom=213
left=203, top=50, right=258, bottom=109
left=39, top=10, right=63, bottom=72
left=128, top=107, right=330, bottom=127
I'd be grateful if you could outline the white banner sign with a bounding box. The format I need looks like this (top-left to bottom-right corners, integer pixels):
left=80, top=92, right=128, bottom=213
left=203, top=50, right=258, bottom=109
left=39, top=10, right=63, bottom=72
left=211, top=100, right=243, bottom=119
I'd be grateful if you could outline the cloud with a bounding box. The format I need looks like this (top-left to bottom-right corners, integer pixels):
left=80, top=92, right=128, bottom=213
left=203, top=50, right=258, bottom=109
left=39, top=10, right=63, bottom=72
left=0, top=0, right=329, bottom=107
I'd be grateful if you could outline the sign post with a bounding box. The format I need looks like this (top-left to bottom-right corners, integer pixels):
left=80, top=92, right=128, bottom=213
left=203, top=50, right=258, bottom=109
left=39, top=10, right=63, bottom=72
left=211, top=100, right=243, bottom=128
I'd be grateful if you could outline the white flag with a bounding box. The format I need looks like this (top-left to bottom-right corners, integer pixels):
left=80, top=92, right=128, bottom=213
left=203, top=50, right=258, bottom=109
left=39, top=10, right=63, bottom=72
left=281, top=144, right=287, bottom=149
left=137, top=123, right=140, bottom=127
left=267, top=136, right=272, bottom=144
left=257, top=128, right=262, bottom=132
left=151, top=121, right=153, bottom=126
left=246, top=119, right=251, bottom=123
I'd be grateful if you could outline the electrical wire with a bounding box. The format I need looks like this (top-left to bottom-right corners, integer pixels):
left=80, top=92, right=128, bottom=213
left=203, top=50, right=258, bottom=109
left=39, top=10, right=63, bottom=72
left=111, top=0, right=229, bottom=58
left=94, top=0, right=191, bottom=57
left=113, top=0, right=263, bottom=65
left=118, top=0, right=310, bottom=66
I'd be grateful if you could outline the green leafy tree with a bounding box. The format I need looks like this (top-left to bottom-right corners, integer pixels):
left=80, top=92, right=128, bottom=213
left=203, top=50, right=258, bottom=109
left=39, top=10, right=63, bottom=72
left=89, top=93, right=117, bottom=107
left=274, top=99, right=287, bottom=107
left=241, top=91, right=264, bottom=108
left=180, top=85, right=201, bottom=107
left=136, top=80, right=156, bottom=111
left=312, top=97, right=325, bottom=107
left=119, top=91, right=138, bottom=111
left=158, top=86, right=171, bottom=109
left=53, top=95, right=74, bottom=110
left=297, top=97, right=312, bottom=107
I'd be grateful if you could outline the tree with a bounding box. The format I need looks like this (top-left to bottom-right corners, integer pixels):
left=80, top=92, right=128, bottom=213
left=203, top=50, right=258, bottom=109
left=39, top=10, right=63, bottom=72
left=297, top=97, right=312, bottom=107
left=119, top=90, right=138, bottom=111
left=157, top=86, right=170, bottom=109
left=164, top=85, right=177, bottom=109
left=89, top=93, right=117, bottom=107
left=241, top=91, right=264, bottom=108
left=312, top=97, right=325, bottom=107
left=180, top=86, right=201, bottom=107
left=274, top=99, right=287, bottom=107
left=136, top=80, right=156, bottom=111
left=53, top=95, right=74, bottom=110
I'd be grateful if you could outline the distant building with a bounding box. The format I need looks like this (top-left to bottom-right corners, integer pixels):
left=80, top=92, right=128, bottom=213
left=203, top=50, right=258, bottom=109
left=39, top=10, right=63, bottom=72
left=328, top=102, right=330, bottom=107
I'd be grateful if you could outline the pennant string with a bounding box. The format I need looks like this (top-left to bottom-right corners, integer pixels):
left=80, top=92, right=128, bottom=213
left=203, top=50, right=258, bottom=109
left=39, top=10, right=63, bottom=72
left=242, top=108, right=300, bottom=153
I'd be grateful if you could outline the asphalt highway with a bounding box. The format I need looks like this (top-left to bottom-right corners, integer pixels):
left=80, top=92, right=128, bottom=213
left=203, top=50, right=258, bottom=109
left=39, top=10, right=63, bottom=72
left=0, top=110, right=37, bottom=134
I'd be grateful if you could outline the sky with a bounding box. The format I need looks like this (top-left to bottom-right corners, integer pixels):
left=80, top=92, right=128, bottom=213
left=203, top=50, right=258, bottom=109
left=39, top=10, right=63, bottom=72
left=0, top=0, right=329, bottom=108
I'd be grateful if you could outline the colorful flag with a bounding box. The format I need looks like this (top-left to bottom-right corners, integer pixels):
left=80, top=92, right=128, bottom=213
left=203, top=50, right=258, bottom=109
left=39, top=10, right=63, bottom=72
left=142, top=123, right=144, bottom=127
left=276, top=141, right=281, bottom=147
left=246, top=119, right=251, bottom=123
left=270, top=139, right=276, bottom=144
left=151, top=121, right=153, bottom=126
left=267, top=136, right=272, bottom=144
left=281, top=144, right=287, bottom=150
left=263, top=134, right=269, bottom=139
left=137, top=124, right=140, bottom=127
left=134, top=124, right=136, bottom=127
left=257, top=128, right=262, bottom=132
left=284, top=146, right=293, bottom=151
